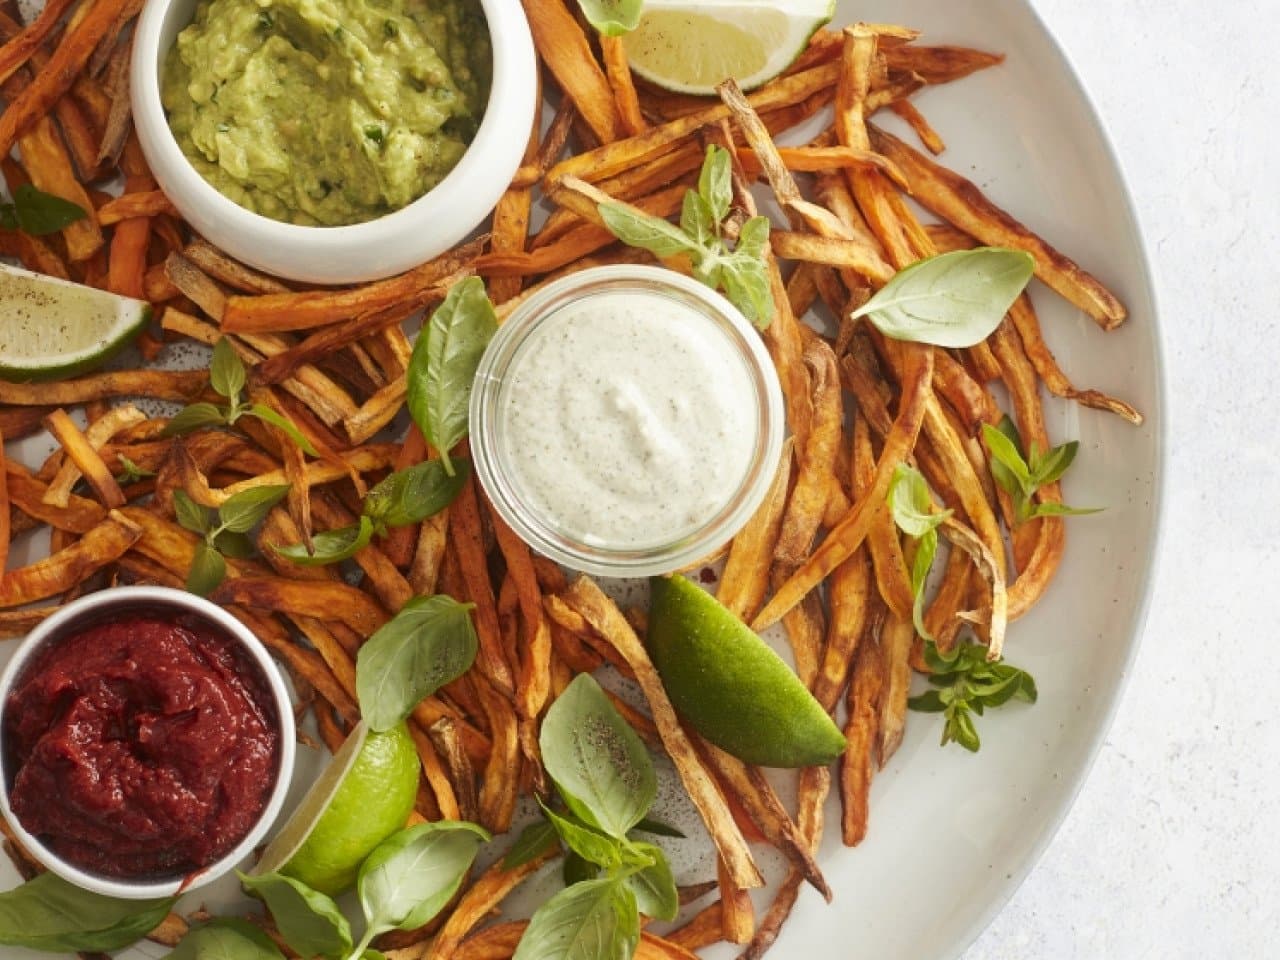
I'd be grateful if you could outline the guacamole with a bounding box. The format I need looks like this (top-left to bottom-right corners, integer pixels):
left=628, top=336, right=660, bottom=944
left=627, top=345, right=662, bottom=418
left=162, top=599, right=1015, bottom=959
left=162, top=0, right=491, bottom=226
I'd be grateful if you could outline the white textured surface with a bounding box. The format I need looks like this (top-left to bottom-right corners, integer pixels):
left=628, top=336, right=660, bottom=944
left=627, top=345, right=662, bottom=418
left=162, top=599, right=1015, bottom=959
left=964, top=2, right=1279, bottom=957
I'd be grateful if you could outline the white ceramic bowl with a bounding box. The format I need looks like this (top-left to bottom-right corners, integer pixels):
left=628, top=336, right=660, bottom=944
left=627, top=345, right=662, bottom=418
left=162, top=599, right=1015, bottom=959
left=131, top=0, right=536, bottom=284
left=0, top=587, right=296, bottom=899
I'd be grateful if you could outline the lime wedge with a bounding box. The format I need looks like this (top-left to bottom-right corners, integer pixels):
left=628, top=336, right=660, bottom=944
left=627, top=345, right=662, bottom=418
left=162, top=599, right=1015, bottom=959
left=621, top=0, right=835, bottom=95
left=0, top=262, right=151, bottom=382
left=252, top=721, right=419, bottom=895
left=647, top=575, right=846, bottom=767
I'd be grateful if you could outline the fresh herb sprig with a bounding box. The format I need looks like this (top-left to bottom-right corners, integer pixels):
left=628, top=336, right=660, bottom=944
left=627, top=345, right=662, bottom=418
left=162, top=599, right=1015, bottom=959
left=115, top=454, right=156, bottom=484
left=0, top=872, right=176, bottom=954
left=908, top=639, right=1037, bottom=752
left=574, top=0, right=642, bottom=35
left=169, top=918, right=283, bottom=960
left=231, top=820, right=489, bottom=960
left=851, top=247, right=1035, bottom=348
left=509, top=674, right=680, bottom=960
left=405, top=277, right=497, bottom=477
left=886, top=463, right=952, bottom=641
left=164, top=338, right=318, bottom=455
left=983, top=416, right=1100, bottom=525
left=0, top=184, right=86, bottom=237
left=173, top=485, right=290, bottom=595
left=275, top=458, right=467, bottom=565
left=598, top=145, right=774, bottom=328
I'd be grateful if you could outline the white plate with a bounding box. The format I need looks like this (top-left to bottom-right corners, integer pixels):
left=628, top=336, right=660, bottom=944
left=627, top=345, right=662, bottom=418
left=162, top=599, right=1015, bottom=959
left=0, top=0, right=1162, bottom=957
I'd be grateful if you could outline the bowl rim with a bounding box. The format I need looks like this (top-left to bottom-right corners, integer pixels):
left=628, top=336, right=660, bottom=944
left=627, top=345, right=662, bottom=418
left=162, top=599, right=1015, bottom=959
left=469, top=264, right=787, bottom=578
left=130, top=0, right=537, bottom=283
left=0, top=586, right=297, bottom=900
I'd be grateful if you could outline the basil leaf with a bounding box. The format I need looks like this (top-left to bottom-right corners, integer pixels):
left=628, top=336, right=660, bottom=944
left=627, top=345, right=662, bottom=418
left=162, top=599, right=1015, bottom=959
left=948, top=707, right=981, bottom=752
left=405, top=277, right=496, bottom=475
left=849, top=247, right=1035, bottom=348
left=982, top=421, right=1034, bottom=496
left=1029, top=501, right=1103, bottom=519
left=238, top=873, right=351, bottom=960
left=218, top=484, right=291, bottom=533
left=514, top=878, right=639, bottom=960
left=718, top=253, right=773, bottom=329
left=187, top=539, right=227, bottom=596
left=599, top=202, right=700, bottom=260
left=0, top=204, right=16, bottom=230
left=887, top=464, right=949, bottom=537
left=364, top=458, right=467, bottom=529
left=356, top=594, right=479, bottom=732
left=1030, top=440, right=1079, bottom=486
left=246, top=404, right=319, bottom=456
left=210, top=338, right=246, bottom=400
left=541, top=804, right=623, bottom=870
left=357, top=821, right=490, bottom=937
left=573, top=0, right=641, bottom=36
left=697, top=145, right=732, bottom=226
left=734, top=215, right=771, bottom=260
left=214, top=529, right=257, bottom=559
left=540, top=674, right=655, bottom=840
left=910, top=528, right=938, bottom=641
left=170, top=919, right=285, bottom=960
left=632, top=816, right=685, bottom=839
left=173, top=489, right=214, bottom=535
left=907, top=690, right=948, bottom=713
left=563, top=852, right=599, bottom=887
left=679, top=190, right=716, bottom=249
left=277, top=517, right=374, bottom=566
left=12, top=184, right=87, bottom=236
left=503, top=819, right=560, bottom=870
left=163, top=402, right=229, bottom=437
left=622, top=842, right=678, bottom=921
left=116, top=454, right=156, bottom=482
left=0, top=872, right=174, bottom=953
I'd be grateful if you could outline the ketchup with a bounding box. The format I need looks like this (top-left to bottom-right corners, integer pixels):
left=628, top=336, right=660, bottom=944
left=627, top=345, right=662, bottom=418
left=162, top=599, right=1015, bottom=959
left=4, top=613, right=280, bottom=879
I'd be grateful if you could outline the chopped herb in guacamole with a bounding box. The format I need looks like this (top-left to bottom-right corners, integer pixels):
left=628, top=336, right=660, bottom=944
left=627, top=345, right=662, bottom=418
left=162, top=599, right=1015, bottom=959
left=162, top=0, right=492, bottom=226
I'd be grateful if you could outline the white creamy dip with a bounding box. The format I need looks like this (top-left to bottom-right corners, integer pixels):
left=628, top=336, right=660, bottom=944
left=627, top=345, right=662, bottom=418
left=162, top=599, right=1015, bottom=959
left=495, top=289, right=757, bottom=550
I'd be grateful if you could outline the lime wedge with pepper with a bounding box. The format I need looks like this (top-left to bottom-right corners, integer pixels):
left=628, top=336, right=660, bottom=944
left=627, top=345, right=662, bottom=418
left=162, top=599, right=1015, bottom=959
left=646, top=575, right=846, bottom=767
left=0, top=262, right=150, bottom=382
left=252, top=721, right=418, bottom=895
left=621, top=0, right=835, bottom=95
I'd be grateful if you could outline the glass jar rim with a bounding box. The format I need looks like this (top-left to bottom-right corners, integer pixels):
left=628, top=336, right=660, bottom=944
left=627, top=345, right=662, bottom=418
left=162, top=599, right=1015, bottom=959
left=469, top=264, right=785, bottom=578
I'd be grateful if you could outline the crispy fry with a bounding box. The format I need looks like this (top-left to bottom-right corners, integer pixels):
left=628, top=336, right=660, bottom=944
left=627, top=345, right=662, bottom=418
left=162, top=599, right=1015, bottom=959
left=0, top=0, right=77, bottom=85
left=666, top=901, right=724, bottom=952
left=222, top=237, right=484, bottom=332
left=718, top=437, right=792, bottom=622
left=451, top=468, right=514, bottom=697
left=0, top=369, right=207, bottom=406
left=520, top=0, right=621, bottom=143
left=717, top=856, right=754, bottom=944
left=558, top=576, right=762, bottom=889
left=18, top=116, right=104, bottom=261
left=43, top=406, right=142, bottom=509
left=425, top=717, right=477, bottom=823
left=889, top=98, right=946, bottom=154
left=0, top=510, right=141, bottom=607
left=211, top=577, right=389, bottom=637
left=96, top=190, right=178, bottom=225
left=600, top=34, right=646, bottom=137
left=840, top=602, right=885, bottom=844
left=181, top=238, right=291, bottom=294
left=0, top=430, right=8, bottom=573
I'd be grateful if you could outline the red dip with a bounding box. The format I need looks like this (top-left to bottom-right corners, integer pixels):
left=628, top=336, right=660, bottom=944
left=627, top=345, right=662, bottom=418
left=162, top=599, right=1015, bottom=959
left=4, top=613, right=280, bottom=879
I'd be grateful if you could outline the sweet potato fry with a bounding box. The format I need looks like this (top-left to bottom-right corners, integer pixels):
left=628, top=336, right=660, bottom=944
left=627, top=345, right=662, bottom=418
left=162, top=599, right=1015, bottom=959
left=181, top=238, right=291, bottom=294
left=558, top=576, right=762, bottom=889
left=0, top=369, right=207, bottom=406
left=18, top=116, right=103, bottom=261
left=868, top=124, right=1127, bottom=328
left=600, top=34, right=646, bottom=137
left=889, top=98, right=946, bottom=154
left=211, top=577, right=389, bottom=637
left=0, top=428, right=8, bottom=572
left=717, top=856, right=754, bottom=944
left=0, top=509, right=141, bottom=607
left=97, top=190, right=178, bottom=225
left=425, top=717, right=477, bottom=822
left=0, top=0, right=77, bottom=85
left=666, top=901, right=725, bottom=952
left=520, top=0, right=620, bottom=143
left=43, top=406, right=143, bottom=509
left=451, top=469, right=514, bottom=697
left=840, top=602, right=886, bottom=844
left=718, top=437, right=792, bottom=622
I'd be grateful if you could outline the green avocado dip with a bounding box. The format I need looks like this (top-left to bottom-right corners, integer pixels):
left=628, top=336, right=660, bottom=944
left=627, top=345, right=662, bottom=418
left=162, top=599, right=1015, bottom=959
left=161, top=0, right=491, bottom=226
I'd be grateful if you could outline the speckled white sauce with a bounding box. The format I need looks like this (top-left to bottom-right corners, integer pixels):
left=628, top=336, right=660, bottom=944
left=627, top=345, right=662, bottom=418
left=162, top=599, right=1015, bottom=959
left=496, top=289, right=756, bottom=550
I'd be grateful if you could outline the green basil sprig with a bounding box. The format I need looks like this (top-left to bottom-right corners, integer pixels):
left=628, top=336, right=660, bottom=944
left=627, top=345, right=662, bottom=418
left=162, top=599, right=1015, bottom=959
left=355, top=594, right=479, bottom=732
left=982, top=416, right=1100, bottom=524
left=0, top=872, right=175, bottom=953
left=164, top=338, right=318, bottom=456
left=240, top=821, right=488, bottom=960
left=406, top=277, right=497, bottom=476
left=573, top=0, right=642, bottom=36
left=514, top=674, right=680, bottom=960
left=850, top=247, right=1035, bottom=347
left=115, top=454, right=156, bottom=484
left=276, top=458, right=468, bottom=566
left=886, top=463, right=952, bottom=641
left=599, top=145, right=773, bottom=328
left=174, top=485, right=290, bottom=595
left=170, top=918, right=285, bottom=960
left=908, top=639, right=1037, bottom=752
left=0, top=184, right=87, bottom=236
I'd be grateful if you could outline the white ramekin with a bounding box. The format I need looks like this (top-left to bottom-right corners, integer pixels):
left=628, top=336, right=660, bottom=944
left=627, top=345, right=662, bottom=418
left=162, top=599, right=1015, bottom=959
left=0, top=586, right=296, bottom=899
left=130, top=0, right=536, bottom=284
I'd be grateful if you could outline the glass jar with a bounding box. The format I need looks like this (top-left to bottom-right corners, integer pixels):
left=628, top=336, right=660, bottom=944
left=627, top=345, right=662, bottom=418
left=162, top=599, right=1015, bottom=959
left=470, top=265, right=785, bottom=577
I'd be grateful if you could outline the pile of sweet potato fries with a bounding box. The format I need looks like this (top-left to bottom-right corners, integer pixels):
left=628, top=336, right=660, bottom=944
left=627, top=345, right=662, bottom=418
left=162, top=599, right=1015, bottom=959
left=0, top=0, right=1142, bottom=956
